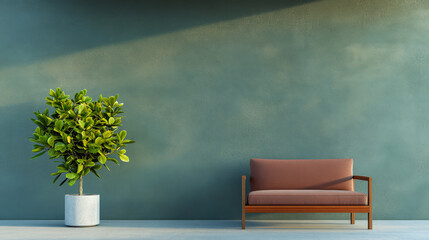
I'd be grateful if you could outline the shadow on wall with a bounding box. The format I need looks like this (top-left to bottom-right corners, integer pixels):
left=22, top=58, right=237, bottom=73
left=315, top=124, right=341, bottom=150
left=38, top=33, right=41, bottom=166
left=0, top=0, right=318, bottom=67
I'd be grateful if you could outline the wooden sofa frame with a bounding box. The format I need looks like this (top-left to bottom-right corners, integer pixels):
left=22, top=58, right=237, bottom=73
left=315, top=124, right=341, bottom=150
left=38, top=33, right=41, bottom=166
left=241, top=175, right=372, bottom=229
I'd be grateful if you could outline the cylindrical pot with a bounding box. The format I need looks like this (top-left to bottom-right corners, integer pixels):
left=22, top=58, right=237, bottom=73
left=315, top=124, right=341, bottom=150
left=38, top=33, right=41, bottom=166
left=65, top=194, right=99, bottom=227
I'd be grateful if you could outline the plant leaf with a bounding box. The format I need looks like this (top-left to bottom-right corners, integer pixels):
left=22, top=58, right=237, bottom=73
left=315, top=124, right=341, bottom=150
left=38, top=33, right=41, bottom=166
left=49, top=89, right=56, bottom=97
left=88, top=144, right=99, bottom=154
left=77, top=164, right=83, bottom=173
left=83, top=167, right=90, bottom=176
left=107, top=158, right=120, bottom=165
left=98, top=154, right=106, bottom=164
left=33, top=120, right=45, bottom=128
left=93, top=164, right=102, bottom=170
left=103, top=131, right=112, bottom=138
left=108, top=117, right=115, bottom=125
left=49, top=148, right=60, bottom=158
left=78, top=120, right=85, bottom=129
left=95, top=137, right=104, bottom=146
left=122, top=140, right=136, bottom=144
left=53, top=174, right=61, bottom=184
left=31, top=151, right=46, bottom=159
left=119, top=130, right=127, bottom=141
left=67, top=179, right=77, bottom=186
left=118, top=154, right=129, bottom=162
left=59, top=178, right=67, bottom=186
left=54, top=142, right=66, bottom=152
left=90, top=168, right=101, bottom=178
left=47, top=136, right=55, bottom=147
left=66, top=172, right=78, bottom=179
left=32, top=147, right=45, bottom=152
left=85, top=161, right=95, bottom=167
left=104, top=164, right=110, bottom=171
left=57, top=165, right=67, bottom=170
left=54, top=120, right=64, bottom=131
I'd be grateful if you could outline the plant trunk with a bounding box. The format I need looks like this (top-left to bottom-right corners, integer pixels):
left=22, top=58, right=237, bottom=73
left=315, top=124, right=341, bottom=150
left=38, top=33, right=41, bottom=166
left=79, top=175, right=83, bottom=195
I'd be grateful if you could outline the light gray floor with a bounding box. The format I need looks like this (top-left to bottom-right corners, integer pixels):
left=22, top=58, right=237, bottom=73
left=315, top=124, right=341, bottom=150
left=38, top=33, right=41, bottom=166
left=0, top=220, right=428, bottom=240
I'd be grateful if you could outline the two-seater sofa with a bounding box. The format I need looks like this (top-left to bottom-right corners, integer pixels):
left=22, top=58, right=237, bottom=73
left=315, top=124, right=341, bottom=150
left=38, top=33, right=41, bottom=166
left=242, top=158, right=372, bottom=229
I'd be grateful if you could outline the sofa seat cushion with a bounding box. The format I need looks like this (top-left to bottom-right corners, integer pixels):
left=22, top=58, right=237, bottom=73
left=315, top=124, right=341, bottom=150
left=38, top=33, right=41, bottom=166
left=248, top=190, right=367, bottom=205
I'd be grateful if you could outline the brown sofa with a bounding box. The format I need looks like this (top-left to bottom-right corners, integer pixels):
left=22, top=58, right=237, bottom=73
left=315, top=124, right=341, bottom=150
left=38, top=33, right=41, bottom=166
left=242, top=158, right=372, bottom=229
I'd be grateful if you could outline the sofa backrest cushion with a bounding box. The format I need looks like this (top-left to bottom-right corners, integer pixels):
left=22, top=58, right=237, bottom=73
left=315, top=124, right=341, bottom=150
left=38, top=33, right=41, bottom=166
left=250, top=159, right=354, bottom=191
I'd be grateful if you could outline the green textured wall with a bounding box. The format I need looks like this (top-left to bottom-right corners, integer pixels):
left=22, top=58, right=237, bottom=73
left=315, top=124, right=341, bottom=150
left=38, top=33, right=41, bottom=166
left=1, top=0, right=429, bottom=220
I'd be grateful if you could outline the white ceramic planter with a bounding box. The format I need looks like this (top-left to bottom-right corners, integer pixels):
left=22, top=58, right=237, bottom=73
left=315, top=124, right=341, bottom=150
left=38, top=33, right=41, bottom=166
left=65, top=194, right=99, bottom=227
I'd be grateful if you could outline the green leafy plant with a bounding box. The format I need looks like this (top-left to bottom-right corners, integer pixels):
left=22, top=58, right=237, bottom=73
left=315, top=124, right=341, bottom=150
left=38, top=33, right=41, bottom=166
left=29, top=88, right=135, bottom=195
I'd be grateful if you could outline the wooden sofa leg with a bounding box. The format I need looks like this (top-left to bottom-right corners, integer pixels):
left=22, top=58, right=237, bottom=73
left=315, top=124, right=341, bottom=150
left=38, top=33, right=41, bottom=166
left=350, top=213, right=355, bottom=224
left=368, top=212, right=372, bottom=229
left=242, top=175, right=246, bottom=229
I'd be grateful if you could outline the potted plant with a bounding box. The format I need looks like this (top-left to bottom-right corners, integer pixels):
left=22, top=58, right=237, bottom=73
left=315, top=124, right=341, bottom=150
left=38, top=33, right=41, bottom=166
left=29, top=88, right=134, bottom=226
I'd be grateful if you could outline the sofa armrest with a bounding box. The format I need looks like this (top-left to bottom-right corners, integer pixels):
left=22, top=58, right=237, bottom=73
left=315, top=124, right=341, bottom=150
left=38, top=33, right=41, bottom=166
left=353, top=175, right=372, bottom=207
left=353, top=175, right=371, bottom=181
